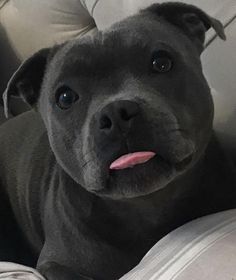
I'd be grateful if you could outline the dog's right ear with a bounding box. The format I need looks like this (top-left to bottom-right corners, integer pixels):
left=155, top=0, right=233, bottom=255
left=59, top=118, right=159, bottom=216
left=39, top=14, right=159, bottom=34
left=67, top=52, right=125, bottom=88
left=141, top=2, right=226, bottom=53
left=3, top=48, right=51, bottom=118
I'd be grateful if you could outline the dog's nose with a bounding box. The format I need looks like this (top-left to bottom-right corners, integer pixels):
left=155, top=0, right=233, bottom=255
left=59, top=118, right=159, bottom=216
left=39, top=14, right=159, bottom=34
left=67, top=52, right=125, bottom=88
left=98, top=100, right=140, bottom=133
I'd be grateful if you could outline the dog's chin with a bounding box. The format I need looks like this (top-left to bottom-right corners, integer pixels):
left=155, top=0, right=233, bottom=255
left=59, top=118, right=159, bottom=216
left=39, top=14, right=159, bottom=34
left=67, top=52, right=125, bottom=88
left=87, top=154, right=193, bottom=200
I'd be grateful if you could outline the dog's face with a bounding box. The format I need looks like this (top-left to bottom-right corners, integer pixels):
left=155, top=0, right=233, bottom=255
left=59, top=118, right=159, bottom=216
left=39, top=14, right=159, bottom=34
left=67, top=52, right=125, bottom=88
left=3, top=3, right=225, bottom=199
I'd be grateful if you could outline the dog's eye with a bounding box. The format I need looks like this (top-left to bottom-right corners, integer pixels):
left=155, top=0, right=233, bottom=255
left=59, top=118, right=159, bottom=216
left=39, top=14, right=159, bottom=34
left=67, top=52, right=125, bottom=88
left=152, top=51, right=173, bottom=73
left=56, top=86, right=79, bottom=110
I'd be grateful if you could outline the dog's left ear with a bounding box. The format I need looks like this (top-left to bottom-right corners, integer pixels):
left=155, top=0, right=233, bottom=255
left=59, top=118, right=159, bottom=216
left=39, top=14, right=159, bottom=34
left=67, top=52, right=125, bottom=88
left=142, top=2, right=226, bottom=53
left=3, top=48, right=51, bottom=118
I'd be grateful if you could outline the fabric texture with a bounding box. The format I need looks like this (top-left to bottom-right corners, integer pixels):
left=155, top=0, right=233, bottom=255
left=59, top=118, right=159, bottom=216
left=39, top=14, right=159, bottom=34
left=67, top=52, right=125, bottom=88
left=0, top=262, right=45, bottom=280
left=80, top=0, right=99, bottom=16
left=0, top=1, right=8, bottom=9
left=120, top=209, right=236, bottom=280
left=0, top=0, right=96, bottom=60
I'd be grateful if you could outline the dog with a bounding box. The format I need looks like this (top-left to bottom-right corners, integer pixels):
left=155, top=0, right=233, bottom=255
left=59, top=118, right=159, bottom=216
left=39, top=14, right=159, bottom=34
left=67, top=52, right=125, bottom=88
left=0, top=2, right=236, bottom=280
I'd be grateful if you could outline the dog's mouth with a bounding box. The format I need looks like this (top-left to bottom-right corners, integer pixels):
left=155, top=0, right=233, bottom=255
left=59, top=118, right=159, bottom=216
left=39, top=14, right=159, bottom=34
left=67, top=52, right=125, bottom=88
left=109, top=151, right=156, bottom=170
left=108, top=149, right=193, bottom=172
left=93, top=149, right=194, bottom=199
left=86, top=128, right=196, bottom=198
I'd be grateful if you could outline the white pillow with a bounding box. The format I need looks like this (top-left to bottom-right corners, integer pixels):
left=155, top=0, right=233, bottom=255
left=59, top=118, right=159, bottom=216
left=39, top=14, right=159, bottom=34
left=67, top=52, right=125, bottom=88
left=120, top=209, right=236, bottom=280
left=0, top=262, right=45, bottom=280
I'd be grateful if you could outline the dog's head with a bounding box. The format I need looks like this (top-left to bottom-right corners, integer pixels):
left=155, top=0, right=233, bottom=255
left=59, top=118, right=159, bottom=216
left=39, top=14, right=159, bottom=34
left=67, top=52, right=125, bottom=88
left=3, top=2, right=225, bottom=199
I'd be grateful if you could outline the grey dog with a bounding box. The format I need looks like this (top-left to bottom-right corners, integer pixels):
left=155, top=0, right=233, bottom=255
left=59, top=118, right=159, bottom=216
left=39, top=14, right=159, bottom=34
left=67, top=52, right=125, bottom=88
left=0, top=2, right=236, bottom=280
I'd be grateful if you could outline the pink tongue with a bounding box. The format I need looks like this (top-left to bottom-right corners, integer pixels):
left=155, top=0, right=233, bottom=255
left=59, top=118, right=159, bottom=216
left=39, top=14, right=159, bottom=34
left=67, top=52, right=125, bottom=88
left=110, top=151, right=156, bottom=170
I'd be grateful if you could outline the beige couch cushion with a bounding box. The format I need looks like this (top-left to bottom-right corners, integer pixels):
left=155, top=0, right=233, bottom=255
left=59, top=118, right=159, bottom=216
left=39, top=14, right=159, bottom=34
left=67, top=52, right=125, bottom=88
left=0, top=0, right=96, bottom=60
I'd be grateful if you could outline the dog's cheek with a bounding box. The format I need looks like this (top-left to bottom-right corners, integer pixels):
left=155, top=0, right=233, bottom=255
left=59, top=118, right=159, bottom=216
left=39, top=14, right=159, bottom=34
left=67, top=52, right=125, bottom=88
left=39, top=109, right=84, bottom=185
left=79, top=134, right=109, bottom=192
left=174, top=68, right=214, bottom=150
left=189, top=85, right=214, bottom=152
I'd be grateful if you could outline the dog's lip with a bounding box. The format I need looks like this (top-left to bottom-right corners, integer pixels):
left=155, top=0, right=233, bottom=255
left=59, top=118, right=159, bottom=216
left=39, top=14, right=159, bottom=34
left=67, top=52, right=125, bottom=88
left=174, top=153, right=194, bottom=171
left=109, top=151, right=156, bottom=170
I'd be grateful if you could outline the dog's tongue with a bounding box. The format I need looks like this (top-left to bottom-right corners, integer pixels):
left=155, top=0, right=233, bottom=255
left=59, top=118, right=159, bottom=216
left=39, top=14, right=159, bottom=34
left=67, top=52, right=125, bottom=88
left=110, top=151, right=156, bottom=170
